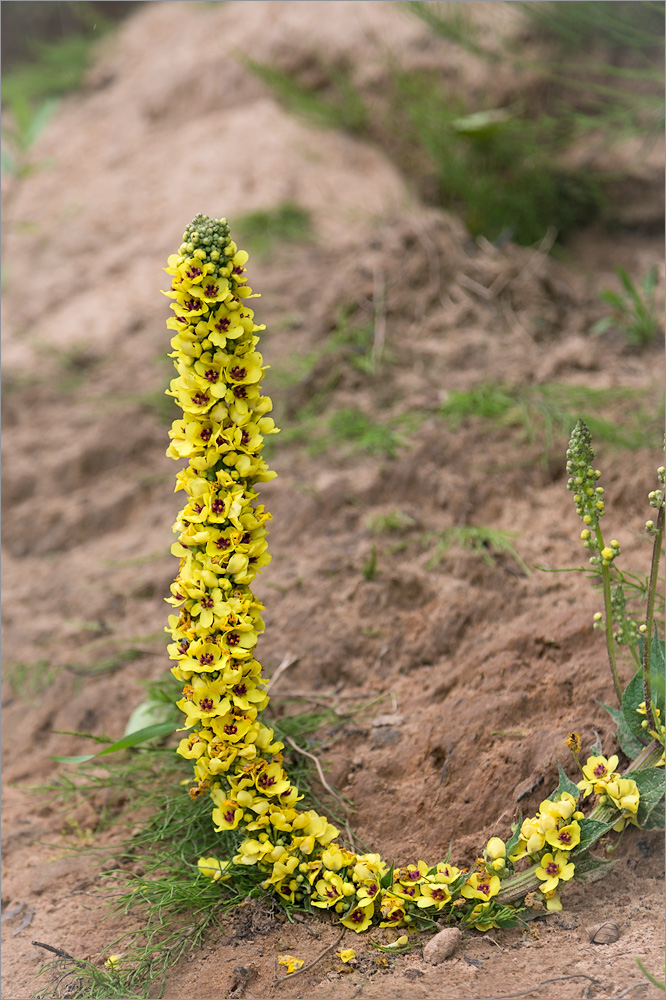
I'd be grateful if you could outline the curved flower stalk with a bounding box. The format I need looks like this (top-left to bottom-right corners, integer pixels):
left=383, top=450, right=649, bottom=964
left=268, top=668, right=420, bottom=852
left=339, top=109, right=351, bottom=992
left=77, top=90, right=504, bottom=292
left=164, top=216, right=661, bottom=936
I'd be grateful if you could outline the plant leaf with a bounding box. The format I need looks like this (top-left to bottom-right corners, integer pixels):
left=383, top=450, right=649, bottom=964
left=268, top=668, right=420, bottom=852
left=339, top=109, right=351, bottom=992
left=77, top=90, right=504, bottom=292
left=51, top=721, right=180, bottom=764
left=552, top=762, right=580, bottom=801
left=640, top=797, right=665, bottom=829
left=570, top=852, right=613, bottom=881
left=574, top=817, right=615, bottom=853
left=625, top=766, right=666, bottom=827
left=622, top=671, right=651, bottom=745
left=599, top=701, right=645, bottom=757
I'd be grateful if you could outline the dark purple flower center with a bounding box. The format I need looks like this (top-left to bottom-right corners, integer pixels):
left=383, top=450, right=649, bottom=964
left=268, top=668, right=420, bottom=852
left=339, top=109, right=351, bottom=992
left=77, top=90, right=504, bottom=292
left=233, top=684, right=247, bottom=696
left=593, top=764, right=607, bottom=777
left=201, top=596, right=214, bottom=609
left=224, top=724, right=238, bottom=735
left=183, top=299, right=199, bottom=311
left=545, top=862, right=559, bottom=875
left=200, top=427, right=212, bottom=442
left=216, top=537, right=231, bottom=549
left=230, top=366, right=247, bottom=381
left=199, top=697, right=214, bottom=710
left=204, top=369, right=219, bottom=383
left=192, top=392, right=209, bottom=406
left=241, top=430, right=250, bottom=445
left=227, top=632, right=240, bottom=646
left=204, top=284, right=219, bottom=297
left=186, top=267, right=202, bottom=279
left=223, top=809, right=236, bottom=823
left=558, top=831, right=572, bottom=844
left=233, top=386, right=248, bottom=399
left=350, top=910, right=364, bottom=924
left=200, top=653, right=215, bottom=666
left=212, top=499, right=225, bottom=513
left=216, top=317, right=230, bottom=332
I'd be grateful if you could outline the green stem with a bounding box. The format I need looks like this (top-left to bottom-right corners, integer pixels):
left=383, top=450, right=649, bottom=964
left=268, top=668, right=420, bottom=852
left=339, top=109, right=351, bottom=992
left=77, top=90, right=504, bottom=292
left=642, top=503, right=664, bottom=734
left=595, top=526, right=623, bottom=705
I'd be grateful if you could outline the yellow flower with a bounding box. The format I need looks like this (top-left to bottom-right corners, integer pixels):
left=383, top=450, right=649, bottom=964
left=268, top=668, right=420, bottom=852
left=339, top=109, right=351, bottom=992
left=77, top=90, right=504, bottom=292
left=535, top=851, right=575, bottom=893
left=486, top=837, right=506, bottom=861
left=395, top=861, right=429, bottom=886
left=277, top=955, right=304, bottom=974
left=460, top=872, right=500, bottom=902
left=416, top=880, right=452, bottom=910
left=336, top=949, right=357, bottom=963
left=351, top=852, right=385, bottom=881
left=197, top=856, right=231, bottom=881
left=312, top=872, right=348, bottom=909
left=605, top=777, right=640, bottom=816
left=378, top=892, right=408, bottom=928
left=434, top=861, right=461, bottom=882
left=341, top=900, right=375, bottom=932
left=516, top=817, right=546, bottom=856
left=578, top=755, right=619, bottom=797
left=541, top=888, right=562, bottom=911
left=211, top=799, right=244, bottom=832
left=104, top=954, right=121, bottom=969
left=545, top=820, right=581, bottom=851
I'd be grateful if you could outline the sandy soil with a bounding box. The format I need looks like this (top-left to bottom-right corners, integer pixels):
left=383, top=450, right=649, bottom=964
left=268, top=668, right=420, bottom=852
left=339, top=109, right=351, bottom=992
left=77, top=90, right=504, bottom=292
left=1, top=3, right=664, bottom=999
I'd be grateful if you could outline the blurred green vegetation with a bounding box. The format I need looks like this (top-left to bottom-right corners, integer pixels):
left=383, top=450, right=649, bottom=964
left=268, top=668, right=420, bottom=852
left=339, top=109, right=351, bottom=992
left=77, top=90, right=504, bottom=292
left=1, top=1, right=135, bottom=175
left=249, top=0, right=664, bottom=245
left=234, top=202, right=314, bottom=259
left=438, top=382, right=665, bottom=455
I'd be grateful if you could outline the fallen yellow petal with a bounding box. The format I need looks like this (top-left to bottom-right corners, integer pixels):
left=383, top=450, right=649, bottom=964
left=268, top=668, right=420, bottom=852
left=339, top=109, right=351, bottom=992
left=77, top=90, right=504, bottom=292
left=336, top=948, right=357, bottom=963
left=278, top=954, right=304, bottom=974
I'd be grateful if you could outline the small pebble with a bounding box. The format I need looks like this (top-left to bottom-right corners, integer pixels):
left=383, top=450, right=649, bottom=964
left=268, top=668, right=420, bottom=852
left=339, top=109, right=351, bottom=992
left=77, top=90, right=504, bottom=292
left=587, top=920, right=620, bottom=944
left=423, top=927, right=462, bottom=965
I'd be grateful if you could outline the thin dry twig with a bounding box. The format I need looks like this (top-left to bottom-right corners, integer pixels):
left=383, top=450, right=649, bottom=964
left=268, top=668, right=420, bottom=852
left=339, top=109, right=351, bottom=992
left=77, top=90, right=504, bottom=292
left=31, top=941, right=78, bottom=963
left=276, top=689, right=376, bottom=701
left=270, top=691, right=347, bottom=716
left=283, top=735, right=346, bottom=804
left=266, top=652, right=299, bottom=692
left=496, top=974, right=601, bottom=998
left=12, top=906, right=34, bottom=936
left=410, top=217, right=442, bottom=307
left=614, top=983, right=650, bottom=999
left=275, top=928, right=346, bottom=985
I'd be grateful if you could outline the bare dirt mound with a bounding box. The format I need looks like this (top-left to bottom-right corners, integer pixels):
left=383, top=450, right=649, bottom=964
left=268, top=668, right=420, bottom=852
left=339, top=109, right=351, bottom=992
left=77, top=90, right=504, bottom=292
left=1, top=3, right=664, bottom=999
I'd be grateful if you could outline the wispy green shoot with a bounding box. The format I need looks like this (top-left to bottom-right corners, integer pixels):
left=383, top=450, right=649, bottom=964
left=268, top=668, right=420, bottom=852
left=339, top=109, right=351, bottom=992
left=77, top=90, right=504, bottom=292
left=424, top=526, right=529, bottom=574
left=593, top=267, right=662, bottom=347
